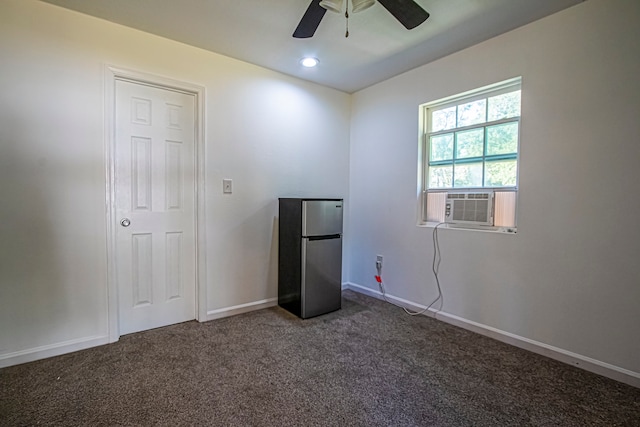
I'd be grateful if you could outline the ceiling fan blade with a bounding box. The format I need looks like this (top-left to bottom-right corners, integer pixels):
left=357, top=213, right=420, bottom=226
left=293, top=0, right=328, bottom=38
left=377, top=0, right=429, bottom=30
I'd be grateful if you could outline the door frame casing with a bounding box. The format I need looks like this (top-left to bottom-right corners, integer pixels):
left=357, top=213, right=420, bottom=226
left=104, top=65, right=207, bottom=342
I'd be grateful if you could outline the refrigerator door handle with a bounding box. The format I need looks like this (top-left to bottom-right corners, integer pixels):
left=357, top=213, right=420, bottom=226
left=301, top=239, right=307, bottom=318
left=306, top=234, right=341, bottom=241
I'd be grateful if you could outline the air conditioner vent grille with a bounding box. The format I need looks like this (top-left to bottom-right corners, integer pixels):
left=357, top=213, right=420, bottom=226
left=452, top=200, right=489, bottom=222
left=445, top=191, right=494, bottom=226
left=447, top=192, right=490, bottom=200
left=470, top=193, right=489, bottom=199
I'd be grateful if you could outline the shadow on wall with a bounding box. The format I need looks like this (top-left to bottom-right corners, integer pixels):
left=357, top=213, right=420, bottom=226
left=211, top=199, right=280, bottom=305
left=0, top=115, right=68, bottom=355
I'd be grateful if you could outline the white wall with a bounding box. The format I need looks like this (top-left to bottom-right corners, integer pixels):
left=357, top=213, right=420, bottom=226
left=348, top=0, right=640, bottom=379
left=0, top=0, right=350, bottom=364
left=2, top=0, right=638, bottom=385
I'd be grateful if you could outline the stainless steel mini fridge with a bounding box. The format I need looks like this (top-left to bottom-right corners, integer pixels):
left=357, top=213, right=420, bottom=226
left=278, top=198, right=343, bottom=319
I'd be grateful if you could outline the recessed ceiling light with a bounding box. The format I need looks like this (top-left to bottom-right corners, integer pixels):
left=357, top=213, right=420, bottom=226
left=300, top=57, right=319, bottom=68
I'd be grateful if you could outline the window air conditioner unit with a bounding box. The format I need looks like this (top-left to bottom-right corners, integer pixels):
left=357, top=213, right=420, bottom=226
left=445, top=191, right=494, bottom=226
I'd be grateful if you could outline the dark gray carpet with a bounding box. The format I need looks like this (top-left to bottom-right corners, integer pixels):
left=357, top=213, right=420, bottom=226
left=1, top=290, right=639, bottom=426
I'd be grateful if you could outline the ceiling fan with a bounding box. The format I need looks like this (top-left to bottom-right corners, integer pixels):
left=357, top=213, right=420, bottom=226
left=293, top=0, right=430, bottom=38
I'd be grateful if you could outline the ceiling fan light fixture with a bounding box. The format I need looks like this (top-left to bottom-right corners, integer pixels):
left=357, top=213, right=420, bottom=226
left=319, top=0, right=343, bottom=13
left=352, top=0, right=375, bottom=13
left=300, top=57, right=319, bottom=68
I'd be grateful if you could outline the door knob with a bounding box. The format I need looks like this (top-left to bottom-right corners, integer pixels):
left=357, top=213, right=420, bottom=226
left=120, top=218, right=131, bottom=227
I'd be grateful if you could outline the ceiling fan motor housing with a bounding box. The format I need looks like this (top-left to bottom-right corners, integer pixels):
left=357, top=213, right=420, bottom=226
left=319, top=0, right=343, bottom=13
left=352, top=0, right=376, bottom=13
left=319, top=0, right=376, bottom=14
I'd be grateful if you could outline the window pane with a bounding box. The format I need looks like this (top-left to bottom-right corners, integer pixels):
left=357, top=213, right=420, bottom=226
left=457, top=99, right=486, bottom=127
left=454, top=162, right=483, bottom=188
left=455, top=128, right=484, bottom=159
left=428, top=165, right=453, bottom=188
left=485, top=159, right=517, bottom=187
left=431, top=106, right=456, bottom=132
left=486, top=122, right=518, bottom=156
left=488, top=90, right=521, bottom=121
left=430, top=134, right=453, bottom=161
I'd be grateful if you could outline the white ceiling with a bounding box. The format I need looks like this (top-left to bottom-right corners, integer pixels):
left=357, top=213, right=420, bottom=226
left=40, top=0, right=583, bottom=93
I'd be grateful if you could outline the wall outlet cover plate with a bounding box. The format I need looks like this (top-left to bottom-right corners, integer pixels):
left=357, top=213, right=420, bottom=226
left=223, top=179, right=232, bottom=194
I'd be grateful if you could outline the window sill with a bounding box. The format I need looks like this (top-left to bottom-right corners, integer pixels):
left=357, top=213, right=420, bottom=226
left=419, top=222, right=517, bottom=234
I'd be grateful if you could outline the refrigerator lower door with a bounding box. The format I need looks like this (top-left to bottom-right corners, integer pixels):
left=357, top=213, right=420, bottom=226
left=301, top=236, right=342, bottom=318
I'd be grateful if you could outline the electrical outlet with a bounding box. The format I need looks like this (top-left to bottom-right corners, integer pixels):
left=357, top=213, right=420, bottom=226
left=376, top=255, right=383, bottom=270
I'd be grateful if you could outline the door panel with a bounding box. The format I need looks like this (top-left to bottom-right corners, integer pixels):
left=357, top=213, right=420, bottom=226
left=302, top=237, right=342, bottom=318
left=115, top=80, right=196, bottom=335
left=131, top=232, right=153, bottom=307
left=302, top=200, right=343, bottom=237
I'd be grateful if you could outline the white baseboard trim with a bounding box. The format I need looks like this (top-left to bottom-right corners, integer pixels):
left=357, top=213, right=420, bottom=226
left=1, top=298, right=280, bottom=368
left=344, top=282, right=640, bottom=388
left=0, top=335, right=110, bottom=369
left=205, top=297, right=278, bottom=321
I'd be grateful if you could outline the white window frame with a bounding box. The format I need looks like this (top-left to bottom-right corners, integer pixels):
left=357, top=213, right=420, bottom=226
left=418, top=77, right=522, bottom=231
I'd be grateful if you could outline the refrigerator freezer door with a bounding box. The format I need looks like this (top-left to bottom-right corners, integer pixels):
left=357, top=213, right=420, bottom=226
left=301, top=236, right=342, bottom=318
left=302, top=200, right=343, bottom=237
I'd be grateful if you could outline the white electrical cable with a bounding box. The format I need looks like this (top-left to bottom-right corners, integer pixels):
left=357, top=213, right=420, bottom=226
left=376, top=223, right=445, bottom=317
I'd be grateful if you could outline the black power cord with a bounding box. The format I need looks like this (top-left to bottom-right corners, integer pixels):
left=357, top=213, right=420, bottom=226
left=375, top=223, right=445, bottom=316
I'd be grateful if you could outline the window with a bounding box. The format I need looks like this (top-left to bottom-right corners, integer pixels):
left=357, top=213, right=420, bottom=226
left=420, top=78, right=521, bottom=229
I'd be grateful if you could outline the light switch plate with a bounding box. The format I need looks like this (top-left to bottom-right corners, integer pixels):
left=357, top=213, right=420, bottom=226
left=223, top=179, right=232, bottom=194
